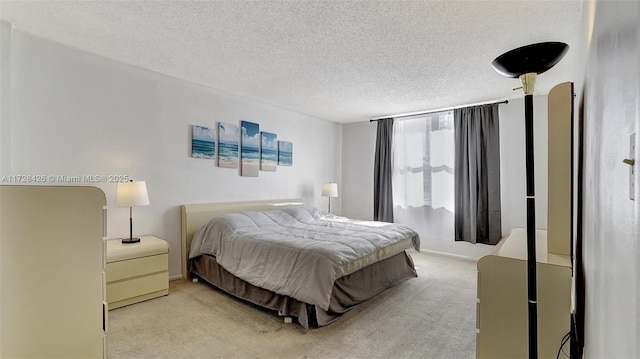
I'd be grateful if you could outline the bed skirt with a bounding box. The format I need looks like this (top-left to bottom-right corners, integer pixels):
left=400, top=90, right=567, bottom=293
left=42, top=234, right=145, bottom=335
left=189, top=251, right=418, bottom=329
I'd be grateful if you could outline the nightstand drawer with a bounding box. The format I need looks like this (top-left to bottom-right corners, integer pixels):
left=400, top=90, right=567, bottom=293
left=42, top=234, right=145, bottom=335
left=106, top=272, right=168, bottom=306
left=106, top=254, right=168, bottom=282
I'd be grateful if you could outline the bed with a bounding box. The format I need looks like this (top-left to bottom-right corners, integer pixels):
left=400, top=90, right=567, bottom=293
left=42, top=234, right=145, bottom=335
left=181, top=199, right=420, bottom=329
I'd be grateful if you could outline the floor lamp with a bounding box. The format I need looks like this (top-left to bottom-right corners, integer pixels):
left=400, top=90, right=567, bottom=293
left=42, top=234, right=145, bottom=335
left=491, top=42, right=568, bottom=359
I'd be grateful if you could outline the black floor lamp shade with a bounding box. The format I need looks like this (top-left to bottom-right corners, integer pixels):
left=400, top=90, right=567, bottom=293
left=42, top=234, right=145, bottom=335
left=492, top=42, right=568, bottom=359
left=492, top=42, right=569, bottom=78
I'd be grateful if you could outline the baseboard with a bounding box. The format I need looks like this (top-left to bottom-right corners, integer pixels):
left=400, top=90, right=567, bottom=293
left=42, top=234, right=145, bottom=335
left=169, top=274, right=184, bottom=281
left=419, top=249, right=478, bottom=262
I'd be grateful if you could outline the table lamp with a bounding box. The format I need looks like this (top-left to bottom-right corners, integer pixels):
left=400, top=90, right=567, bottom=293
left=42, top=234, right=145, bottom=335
left=321, top=182, right=338, bottom=213
left=116, top=180, right=150, bottom=244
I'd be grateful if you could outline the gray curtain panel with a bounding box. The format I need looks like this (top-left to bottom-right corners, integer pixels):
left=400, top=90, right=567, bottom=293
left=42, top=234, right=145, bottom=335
left=374, top=118, right=394, bottom=222
left=454, top=104, right=501, bottom=244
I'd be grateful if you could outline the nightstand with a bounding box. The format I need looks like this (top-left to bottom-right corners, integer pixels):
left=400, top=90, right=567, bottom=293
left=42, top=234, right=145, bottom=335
left=106, top=236, right=169, bottom=309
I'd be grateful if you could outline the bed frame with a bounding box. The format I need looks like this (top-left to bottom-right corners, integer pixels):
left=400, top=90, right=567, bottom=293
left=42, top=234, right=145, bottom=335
left=180, top=198, right=417, bottom=328
left=180, top=199, right=304, bottom=278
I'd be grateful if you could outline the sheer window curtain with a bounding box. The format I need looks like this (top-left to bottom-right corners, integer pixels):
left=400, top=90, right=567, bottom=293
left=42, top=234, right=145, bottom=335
left=392, top=112, right=455, bottom=241
left=454, top=104, right=502, bottom=244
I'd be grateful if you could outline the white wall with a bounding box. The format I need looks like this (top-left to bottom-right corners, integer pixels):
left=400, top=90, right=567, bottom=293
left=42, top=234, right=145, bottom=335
left=0, top=20, right=8, bottom=355
left=1, top=28, right=342, bottom=279
left=499, top=96, right=549, bottom=234
left=0, top=22, right=11, bottom=176
left=341, top=99, right=550, bottom=258
left=580, top=1, right=640, bottom=357
left=341, top=121, right=376, bottom=220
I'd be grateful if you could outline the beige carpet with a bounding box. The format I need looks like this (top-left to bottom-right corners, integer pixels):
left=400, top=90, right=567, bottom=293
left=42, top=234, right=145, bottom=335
left=107, top=251, right=477, bottom=359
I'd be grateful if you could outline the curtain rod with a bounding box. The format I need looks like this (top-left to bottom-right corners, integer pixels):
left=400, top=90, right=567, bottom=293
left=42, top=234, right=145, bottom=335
left=369, top=99, right=509, bottom=122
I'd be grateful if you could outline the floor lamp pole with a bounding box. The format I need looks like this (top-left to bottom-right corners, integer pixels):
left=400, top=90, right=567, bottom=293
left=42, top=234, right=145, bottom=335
left=524, top=85, right=538, bottom=359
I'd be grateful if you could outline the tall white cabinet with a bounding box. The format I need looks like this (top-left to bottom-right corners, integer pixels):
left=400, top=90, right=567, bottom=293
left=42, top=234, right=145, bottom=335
left=0, top=185, right=107, bottom=358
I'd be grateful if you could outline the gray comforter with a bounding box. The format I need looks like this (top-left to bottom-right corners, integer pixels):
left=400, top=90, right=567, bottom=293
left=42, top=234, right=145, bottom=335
left=189, top=206, right=420, bottom=310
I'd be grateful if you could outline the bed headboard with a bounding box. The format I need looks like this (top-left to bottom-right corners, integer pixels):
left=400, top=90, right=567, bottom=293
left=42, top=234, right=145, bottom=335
left=180, top=198, right=304, bottom=278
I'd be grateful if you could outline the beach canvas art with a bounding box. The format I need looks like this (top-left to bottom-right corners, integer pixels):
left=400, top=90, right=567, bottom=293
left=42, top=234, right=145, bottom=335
left=191, top=125, right=216, bottom=159
left=218, top=122, right=239, bottom=168
left=278, top=141, right=293, bottom=166
left=260, top=132, right=278, bottom=171
left=240, top=121, right=260, bottom=177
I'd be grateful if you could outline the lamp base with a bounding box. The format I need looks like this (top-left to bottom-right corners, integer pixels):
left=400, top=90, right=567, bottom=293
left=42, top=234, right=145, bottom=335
left=122, top=237, right=141, bottom=244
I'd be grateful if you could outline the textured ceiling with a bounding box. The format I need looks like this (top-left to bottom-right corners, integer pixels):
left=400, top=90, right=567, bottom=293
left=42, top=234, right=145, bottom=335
left=0, top=1, right=584, bottom=123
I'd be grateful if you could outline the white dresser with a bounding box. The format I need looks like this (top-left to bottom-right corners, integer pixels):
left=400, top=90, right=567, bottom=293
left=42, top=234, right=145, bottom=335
left=106, top=235, right=169, bottom=309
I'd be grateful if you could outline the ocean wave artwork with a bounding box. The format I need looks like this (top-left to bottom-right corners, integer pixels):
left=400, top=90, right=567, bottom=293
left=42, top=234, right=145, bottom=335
left=218, top=122, right=239, bottom=168
left=191, top=125, right=216, bottom=159
left=278, top=141, right=293, bottom=166
left=241, top=120, right=260, bottom=177
left=261, top=132, right=278, bottom=172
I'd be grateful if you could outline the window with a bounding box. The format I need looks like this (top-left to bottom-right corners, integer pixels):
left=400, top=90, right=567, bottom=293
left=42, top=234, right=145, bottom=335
left=392, top=111, right=454, bottom=240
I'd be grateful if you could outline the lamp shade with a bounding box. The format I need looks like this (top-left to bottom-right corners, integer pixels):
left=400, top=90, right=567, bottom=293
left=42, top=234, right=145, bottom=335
left=321, top=183, right=338, bottom=198
left=491, top=42, right=569, bottom=78
left=116, top=181, right=150, bottom=207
